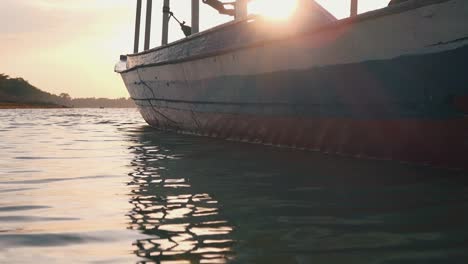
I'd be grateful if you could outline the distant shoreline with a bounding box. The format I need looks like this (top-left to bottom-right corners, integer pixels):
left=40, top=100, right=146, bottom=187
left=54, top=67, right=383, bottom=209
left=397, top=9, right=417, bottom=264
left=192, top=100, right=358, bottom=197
left=0, top=102, right=68, bottom=109
left=2, top=74, right=136, bottom=109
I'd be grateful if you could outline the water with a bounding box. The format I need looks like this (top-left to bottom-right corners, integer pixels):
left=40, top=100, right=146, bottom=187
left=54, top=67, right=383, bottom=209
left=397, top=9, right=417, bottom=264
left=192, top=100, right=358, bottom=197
left=1, top=108, right=467, bottom=264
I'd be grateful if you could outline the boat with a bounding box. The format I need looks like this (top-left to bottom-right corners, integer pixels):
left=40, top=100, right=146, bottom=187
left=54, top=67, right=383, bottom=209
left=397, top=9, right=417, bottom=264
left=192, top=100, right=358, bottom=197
left=115, top=0, right=468, bottom=170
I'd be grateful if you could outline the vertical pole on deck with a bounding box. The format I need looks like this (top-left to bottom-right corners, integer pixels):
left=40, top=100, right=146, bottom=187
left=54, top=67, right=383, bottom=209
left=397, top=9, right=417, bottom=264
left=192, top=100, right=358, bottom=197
left=191, top=0, right=199, bottom=34
left=161, top=0, right=170, bottom=45
left=144, top=0, right=153, bottom=50
left=235, top=0, right=248, bottom=20
left=350, top=0, right=358, bottom=17
left=134, top=0, right=142, bottom=53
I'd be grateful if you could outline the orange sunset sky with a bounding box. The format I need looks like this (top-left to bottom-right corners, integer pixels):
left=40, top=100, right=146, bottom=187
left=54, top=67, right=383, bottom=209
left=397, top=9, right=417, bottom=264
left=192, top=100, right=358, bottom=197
left=1, top=0, right=390, bottom=98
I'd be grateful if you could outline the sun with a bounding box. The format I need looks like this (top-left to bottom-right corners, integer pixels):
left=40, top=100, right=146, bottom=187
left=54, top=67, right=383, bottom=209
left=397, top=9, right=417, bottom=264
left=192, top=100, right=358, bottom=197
left=248, top=0, right=298, bottom=20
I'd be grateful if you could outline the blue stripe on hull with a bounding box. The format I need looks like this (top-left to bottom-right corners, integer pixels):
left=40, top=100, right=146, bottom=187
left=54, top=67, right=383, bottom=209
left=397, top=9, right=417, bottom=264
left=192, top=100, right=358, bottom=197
left=131, top=44, right=468, bottom=120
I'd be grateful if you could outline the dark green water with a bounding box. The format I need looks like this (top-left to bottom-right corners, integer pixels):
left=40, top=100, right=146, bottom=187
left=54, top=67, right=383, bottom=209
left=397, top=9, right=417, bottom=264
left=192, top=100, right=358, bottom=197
left=1, top=109, right=467, bottom=263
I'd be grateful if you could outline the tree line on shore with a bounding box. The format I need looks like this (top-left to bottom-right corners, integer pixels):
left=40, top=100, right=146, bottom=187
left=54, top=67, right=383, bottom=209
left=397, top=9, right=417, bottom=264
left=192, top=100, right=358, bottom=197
left=0, top=73, right=135, bottom=108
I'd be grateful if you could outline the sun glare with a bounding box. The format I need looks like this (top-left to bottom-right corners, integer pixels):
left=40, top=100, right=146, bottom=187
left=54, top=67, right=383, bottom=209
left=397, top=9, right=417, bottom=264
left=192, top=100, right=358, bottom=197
left=248, top=0, right=298, bottom=20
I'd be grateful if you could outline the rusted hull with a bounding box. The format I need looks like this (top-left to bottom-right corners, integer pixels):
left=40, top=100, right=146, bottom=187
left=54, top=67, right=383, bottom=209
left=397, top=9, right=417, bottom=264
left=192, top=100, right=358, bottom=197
left=125, top=41, right=468, bottom=169
left=137, top=105, right=468, bottom=169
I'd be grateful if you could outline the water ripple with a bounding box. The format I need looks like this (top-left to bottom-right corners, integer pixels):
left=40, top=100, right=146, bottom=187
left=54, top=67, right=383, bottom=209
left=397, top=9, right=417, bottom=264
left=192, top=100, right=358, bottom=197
left=0, top=175, right=120, bottom=185
left=0, top=206, right=51, bottom=212
left=0, top=216, right=79, bottom=222
left=0, top=233, right=100, bottom=248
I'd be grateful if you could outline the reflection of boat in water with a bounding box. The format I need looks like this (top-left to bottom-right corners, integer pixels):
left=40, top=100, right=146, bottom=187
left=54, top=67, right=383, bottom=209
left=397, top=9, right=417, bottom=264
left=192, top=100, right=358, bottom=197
left=127, top=133, right=234, bottom=263
left=126, top=127, right=468, bottom=263
left=116, top=0, right=468, bottom=169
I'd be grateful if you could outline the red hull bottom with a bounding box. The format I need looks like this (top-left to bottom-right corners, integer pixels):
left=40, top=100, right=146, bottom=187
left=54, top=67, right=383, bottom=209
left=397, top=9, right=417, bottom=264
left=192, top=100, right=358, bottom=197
left=139, top=106, right=468, bottom=170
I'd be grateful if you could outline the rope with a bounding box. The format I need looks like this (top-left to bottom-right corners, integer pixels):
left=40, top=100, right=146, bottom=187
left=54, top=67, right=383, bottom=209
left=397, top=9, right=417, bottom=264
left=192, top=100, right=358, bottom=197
left=163, top=7, right=192, bottom=37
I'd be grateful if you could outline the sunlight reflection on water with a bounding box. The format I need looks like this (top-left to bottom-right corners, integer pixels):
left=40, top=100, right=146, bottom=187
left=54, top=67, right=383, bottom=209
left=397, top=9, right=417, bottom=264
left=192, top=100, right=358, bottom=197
left=0, top=109, right=468, bottom=264
left=128, top=144, right=235, bottom=263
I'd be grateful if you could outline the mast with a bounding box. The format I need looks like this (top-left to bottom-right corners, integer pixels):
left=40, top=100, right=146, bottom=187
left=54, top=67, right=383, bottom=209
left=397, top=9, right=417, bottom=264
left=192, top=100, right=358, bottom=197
left=350, top=0, right=358, bottom=17
left=144, top=0, right=153, bottom=50
left=134, top=0, right=142, bottom=53
left=235, top=0, right=248, bottom=20
left=161, top=0, right=170, bottom=45
left=192, top=0, right=200, bottom=34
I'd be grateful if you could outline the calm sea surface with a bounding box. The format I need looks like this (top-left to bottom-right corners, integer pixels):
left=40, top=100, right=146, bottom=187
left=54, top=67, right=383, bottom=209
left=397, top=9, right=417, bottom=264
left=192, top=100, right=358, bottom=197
left=1, top=108, right=468, bottom=263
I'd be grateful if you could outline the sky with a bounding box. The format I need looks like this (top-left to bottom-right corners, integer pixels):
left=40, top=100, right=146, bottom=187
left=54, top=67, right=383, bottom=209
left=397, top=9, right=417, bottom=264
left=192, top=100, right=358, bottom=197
left=0, top=0, right=390, bottom=99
